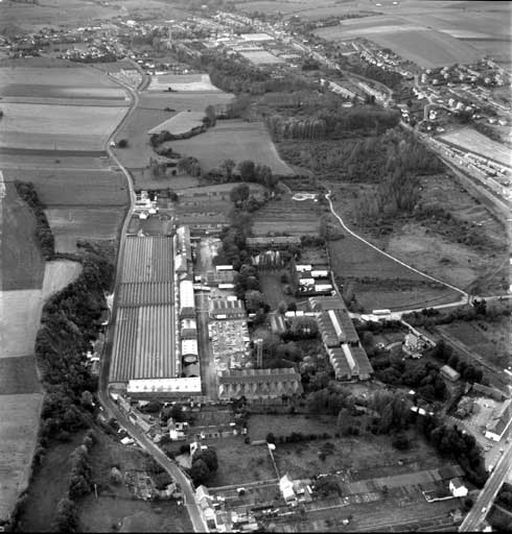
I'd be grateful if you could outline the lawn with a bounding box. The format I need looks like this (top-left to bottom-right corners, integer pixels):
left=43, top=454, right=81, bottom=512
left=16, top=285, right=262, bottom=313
left=0, top=393, right=43, bottom=525
left=3, top=168, right=129, bottom=206
left=170, top=120, right=294, bottom=176
left=45, top=207, right=125, bottom=253
left=0, top=102, right=127, bottom=152
left=204, top=437, right=277, bottom=487
left=1, top=182, right=46, bottom=291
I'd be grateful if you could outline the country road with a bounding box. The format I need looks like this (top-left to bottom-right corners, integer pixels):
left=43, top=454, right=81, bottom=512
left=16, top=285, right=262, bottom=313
left=97, top=67, right=208, bottom=533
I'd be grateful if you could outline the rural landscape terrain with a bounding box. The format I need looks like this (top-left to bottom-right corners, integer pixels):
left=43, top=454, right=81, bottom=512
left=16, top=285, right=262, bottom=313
left=0, top=0, right=511, bottom=533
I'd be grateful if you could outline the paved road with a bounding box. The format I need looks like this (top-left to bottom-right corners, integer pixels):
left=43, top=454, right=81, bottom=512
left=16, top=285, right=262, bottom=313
left=459, top=440, right=512, bottom=531
left=325, top=191, right=468, bottom=299
left=97, top=69, right=208, bottom=533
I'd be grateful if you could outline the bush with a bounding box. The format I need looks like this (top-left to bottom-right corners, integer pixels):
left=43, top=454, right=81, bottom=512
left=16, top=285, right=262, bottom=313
left=117, top=139, right=128, bottom=148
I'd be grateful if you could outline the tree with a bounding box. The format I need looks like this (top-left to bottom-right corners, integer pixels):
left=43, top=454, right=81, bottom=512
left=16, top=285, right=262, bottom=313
left=190, top=458, right=210, bottom=486
left=117, top=139, right=128, bottom=148
left=245, top=290, right=265, bottom=313
left=221, top=158, right=236, bottom=180
left=194, top=447, right=218, bottom=473
left=69, top=473, right=91, bottom=499
left=204, top=104, right=216, bottom=127
left=239, top=160, right=255, bottom=182
left=230, top=183, right=250, bottom=204
left=53, top=498, right=79, bottom=533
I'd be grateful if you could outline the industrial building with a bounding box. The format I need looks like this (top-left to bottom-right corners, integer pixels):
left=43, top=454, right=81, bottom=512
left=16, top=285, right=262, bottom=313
left=309, top=296, right=374, bottom=381
left=218, top=368, right=303, bottom=401
left=109, top=227, right=202, bottom=397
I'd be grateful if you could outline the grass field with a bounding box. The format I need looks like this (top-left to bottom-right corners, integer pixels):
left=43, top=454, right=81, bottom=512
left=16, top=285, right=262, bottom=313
left=148, top=111, right=205, bottom=136
left=45, top=207, right=125, bottom=253
left=1, top=181, right=45, bottom=291
left=0, top=393, right=43, bottom=524
left=0, top=356, right=41, bottom=396
left=439, top=127, right=512, bottom=168
left=3, top=168, right=128, bottom=206
left=170, top=120, right=294, bottom=176
left=239, top=50, right=284, bottom=65
left=0, top=102, right=127, bottom=152
left=259, top=271, right=296, bottom=309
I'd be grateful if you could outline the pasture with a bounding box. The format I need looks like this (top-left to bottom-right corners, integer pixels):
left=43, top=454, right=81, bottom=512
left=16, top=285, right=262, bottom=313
left=148, top=73, right=221, bottom=92
left=3, top=168, right=128, bottom=206
left=45, top=207, right=125, bottom=253
left=1, top=182, right=45, bottom=291
left=0, top=102, right=127, bottom=152
left=0, top=393, right=43, bottom=525
left=171, top=120, right=293, bottom=176
left=439, top=128, right=512, bottom=168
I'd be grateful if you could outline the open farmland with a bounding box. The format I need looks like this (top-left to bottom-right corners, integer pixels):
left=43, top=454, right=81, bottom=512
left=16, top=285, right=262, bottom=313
left=148, top=73, right=221, bottom=92
left=1, top=181, right=45, bottom=291
left=45, top=208, right=124, bottom=253
left=328, top=235, right=459, bottom=310
left=0, top=102, right=127, bottom=152
left=252, top=195, right=321, bottom=236
left=439, top=128, right=512, bottom=168
left=148, top=110, right=205, bottom=136
left=170, top=120, right=293, bottom=176
left=3, top=168, right=128, bottom=206
left=0, top=394, right=44, bottom=525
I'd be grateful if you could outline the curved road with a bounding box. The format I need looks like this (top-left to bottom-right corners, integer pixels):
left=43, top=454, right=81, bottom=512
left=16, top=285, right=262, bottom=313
left=97, top=67, right=207, bottom=532
left=325, top=190, right=469, bottom=300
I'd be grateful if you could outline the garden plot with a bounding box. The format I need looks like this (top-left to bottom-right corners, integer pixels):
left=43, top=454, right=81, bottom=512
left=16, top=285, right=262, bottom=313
left=0, top=102, right=127, bottom=151
left=148, top=73, right=221, bottom=92
left=45, top=207, right=125, bottom=253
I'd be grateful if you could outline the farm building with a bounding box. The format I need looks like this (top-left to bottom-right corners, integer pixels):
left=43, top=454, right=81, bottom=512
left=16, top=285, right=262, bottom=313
left=179, top=279, right=195, bottom=318
left=440, top=365, right=460, bottom=382
left=485, top=400, right=512, bottom=442
left=449, top=478, right=468, bottom=498
left=205, top=269, right=235, bottom=286
left=127, top=377, right=202, bottom=396
left=218, top=368, right=303, bottom=401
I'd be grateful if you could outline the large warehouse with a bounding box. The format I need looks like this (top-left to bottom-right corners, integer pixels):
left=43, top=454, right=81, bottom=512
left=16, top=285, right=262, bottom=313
left=109, top=232, right=201, bottom=396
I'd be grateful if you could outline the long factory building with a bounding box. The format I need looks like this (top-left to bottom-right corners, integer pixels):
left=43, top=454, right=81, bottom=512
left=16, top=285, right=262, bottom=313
left=109, top=229, right=202, bottom=397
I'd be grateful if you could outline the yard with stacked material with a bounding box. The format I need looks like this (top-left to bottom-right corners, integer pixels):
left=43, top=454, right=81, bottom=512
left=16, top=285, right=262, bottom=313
left=109, top=236, right=177, bottom=384
left=251, top=194, right=321, bottom=236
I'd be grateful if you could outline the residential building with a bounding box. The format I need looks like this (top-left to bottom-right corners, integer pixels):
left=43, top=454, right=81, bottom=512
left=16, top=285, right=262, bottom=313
left=485, top=399, right=512, bottom=441
left=449, top=478, right=468, bottom=498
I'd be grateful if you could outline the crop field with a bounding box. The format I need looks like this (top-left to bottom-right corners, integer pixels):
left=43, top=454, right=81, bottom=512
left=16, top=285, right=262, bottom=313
left=252, top=196, right=321, bottom=236
left=170, top=120, right=293, bottom=176
left=0, top=102, right=127, bottom=152
left=0, top=356, right=40, bottom=396
left=0, top=151, right=112, bottom=170
left=45, top=207, right=125, bottom=253
left=3, top=168, right=128, bottom=206
left=148, top=110, right=205, bottom=136
left=42, top=260, right=82, bottom=299
left=0, top=393, right=43, bottom=524
left=148, top=73, right=221, bottom=92
left=1, top=181, right=45, bottom=291
left=439, top=128, right=512, bottom=168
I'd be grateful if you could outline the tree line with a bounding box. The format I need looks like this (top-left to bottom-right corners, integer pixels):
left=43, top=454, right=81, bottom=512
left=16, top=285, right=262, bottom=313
left=14, top=181, right=55, bottom=260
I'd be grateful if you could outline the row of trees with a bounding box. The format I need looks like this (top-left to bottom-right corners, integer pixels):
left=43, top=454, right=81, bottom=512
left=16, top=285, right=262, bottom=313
left=189, top=447, right=219, bottom=487
left=14, top=181, right=55, bottom=260
left=36, top=243, right=114, bottom=442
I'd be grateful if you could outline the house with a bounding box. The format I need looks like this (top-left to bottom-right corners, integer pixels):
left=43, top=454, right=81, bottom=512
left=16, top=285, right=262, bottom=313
left=279, top=473, right=297, bottom=503
left=440, top=365, right=460, bottom=382
left=485, top=400, right=512, bottom=441
left=449, top=478, right=468, bottom=498
left=279, top=473, right=313, bottom=505
left=403, top=333, right=423, bottom=358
